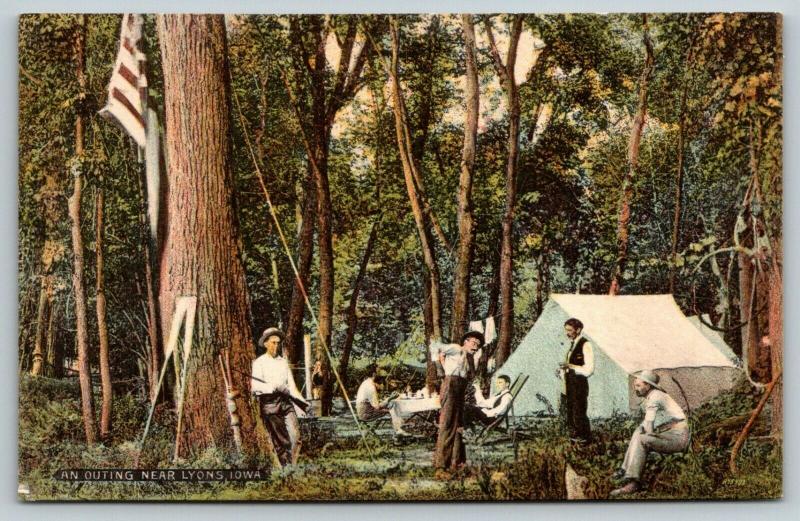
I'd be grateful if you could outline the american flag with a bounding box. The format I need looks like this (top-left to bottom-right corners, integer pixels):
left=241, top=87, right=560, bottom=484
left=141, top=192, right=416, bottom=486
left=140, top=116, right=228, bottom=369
left=99, top=14, right=147, bottom=148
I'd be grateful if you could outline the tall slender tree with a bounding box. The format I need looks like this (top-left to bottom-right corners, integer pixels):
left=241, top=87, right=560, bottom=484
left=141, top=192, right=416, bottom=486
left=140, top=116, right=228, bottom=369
left=484, top=14, right=523, bottom=366
left=281, top=15, right=371, bottom=414
left=381, top=16, right=444, bottom=389
left=609, top=14, right=655, bottom=296
left=68, top=14, right=97, bottom=445
left=450, top=14, right=479, bottom=343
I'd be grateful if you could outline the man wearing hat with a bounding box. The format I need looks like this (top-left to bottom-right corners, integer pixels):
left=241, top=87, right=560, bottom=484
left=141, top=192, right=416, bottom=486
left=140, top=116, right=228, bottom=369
left=610, top=370, right=690, bottom=497
left=251, top=327, right=306, bottom=467
left=430, top=331, right=483, bottom=477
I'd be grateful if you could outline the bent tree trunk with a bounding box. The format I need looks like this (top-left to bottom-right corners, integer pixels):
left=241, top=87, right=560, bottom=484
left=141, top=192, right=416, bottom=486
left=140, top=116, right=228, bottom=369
left=157, top=14, right=260, bottom=457
left=337, top=220, right=379, bottom=381
left=387, top=17, right=443, bottom=390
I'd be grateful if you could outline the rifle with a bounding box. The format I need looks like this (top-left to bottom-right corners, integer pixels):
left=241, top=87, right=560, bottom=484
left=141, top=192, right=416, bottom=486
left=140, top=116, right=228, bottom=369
left=230, top=367, right=311, bottom=413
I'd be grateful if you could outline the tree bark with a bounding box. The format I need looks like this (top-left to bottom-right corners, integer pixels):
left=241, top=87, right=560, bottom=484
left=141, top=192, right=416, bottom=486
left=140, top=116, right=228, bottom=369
left=311, top=81, right=335, bottom=416
left=768, top=249, right=782, bottom=436
left=282, top=168, right=316, bottom=365
left=485, top=15, right=523, bottom=366
left=609, top=15, right=655, bottom=296
left=738, top=248, right=759, bottom=373
left=157, top=14, right=259, bottom=457
left=95, top=182, right=112, bottom=440
left=337, top=220, right=379, bottom=381
left=450, top=15, right=479, bottom=343
left=68, top=15, right=96, bottom=445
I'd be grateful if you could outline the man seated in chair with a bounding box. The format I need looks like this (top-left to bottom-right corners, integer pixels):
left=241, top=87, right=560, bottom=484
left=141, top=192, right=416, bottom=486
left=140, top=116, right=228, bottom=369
left=355, top=364, right=410, bottom=436
left=610, top=370, right=690, bottom=497
left=464, top=374, right=513, bottom=427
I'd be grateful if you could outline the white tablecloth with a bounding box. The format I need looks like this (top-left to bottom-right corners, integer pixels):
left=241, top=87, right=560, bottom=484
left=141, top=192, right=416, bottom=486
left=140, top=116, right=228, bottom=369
left=391, top=397, right=441, bottom=416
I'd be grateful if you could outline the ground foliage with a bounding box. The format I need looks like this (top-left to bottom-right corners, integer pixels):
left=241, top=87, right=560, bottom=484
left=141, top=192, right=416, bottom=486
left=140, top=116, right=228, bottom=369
left=19, top=375, right=780, bottom=501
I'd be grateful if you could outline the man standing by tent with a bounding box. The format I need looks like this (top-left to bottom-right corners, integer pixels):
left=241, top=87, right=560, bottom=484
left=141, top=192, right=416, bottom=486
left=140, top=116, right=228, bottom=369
left=559, top=318, right=594, bottom=443
left=251, top=327, right=307, bottom=467
left=431, top=331, right=483, bottom=477
left=610, top=370, right=689, bottom=496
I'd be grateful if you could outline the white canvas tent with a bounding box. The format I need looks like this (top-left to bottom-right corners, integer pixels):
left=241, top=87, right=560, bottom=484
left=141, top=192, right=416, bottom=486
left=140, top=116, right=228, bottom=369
left=499, top=294, right=743, bottom=418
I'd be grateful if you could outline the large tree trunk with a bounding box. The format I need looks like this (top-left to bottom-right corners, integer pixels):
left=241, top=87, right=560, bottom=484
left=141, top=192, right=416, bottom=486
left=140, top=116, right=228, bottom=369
left=95, top=182, right=112, bottom=440
left=768, top=13, right=783, bottom=437
left=768, top=248, right=782, bottom=436
left=282, top=168, right=316, bottom=365
left=337, top=220, right=379, bottom=381
left=609, top=15, right=655, bottom=296
left=157, top=14, right=259, bottom=457
left=485, top=15, right=523, bottom=367
left=68, top=15, right=96, bottom=445
left=450, top=15, right=479, bottom=343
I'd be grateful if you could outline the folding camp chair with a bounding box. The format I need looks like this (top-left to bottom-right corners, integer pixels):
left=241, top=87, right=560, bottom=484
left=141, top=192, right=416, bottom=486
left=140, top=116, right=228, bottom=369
left=474, top=374, right=529, bottom=445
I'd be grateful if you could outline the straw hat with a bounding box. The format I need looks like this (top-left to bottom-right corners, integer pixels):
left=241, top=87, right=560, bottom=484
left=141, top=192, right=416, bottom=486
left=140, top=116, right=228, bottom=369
left=634, top=370, right=663, bottom=391
left=258, top=327, right=285, bottom=347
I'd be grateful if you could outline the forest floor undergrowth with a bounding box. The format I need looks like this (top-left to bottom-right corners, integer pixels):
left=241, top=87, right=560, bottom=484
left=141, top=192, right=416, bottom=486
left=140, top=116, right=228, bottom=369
left=18, top=375, right=781, bottom=501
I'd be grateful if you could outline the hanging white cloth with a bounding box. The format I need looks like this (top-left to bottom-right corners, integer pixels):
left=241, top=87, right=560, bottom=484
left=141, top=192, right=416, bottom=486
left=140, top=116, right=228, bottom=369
left=468, top=320, right=484, bottom=333
left=484, top=316, right=497, bottom=344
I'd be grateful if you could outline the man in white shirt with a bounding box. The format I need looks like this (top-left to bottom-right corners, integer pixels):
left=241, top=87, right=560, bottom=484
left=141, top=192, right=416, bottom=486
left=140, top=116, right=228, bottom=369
left=465, top=374, right=513, bottom=426
left=251, top=327, right=307, bottom=467
left=355, top=364, right=409, bottom=436
left=430, top=331, right=483, bottom=476
left=558, top=317, right=594, bottom=443
left=610, top=370, right=690, bottom=497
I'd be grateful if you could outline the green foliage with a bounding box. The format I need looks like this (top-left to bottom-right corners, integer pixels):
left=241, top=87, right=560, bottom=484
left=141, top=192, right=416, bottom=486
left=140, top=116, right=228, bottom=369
left=18, top=14, right=782, bottom=498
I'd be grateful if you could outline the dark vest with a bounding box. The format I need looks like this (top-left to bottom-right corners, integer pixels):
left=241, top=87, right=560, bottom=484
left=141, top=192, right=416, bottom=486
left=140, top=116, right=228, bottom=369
left=492, top=390, right=510, bottom=408
left=568, top=337, right=588, bottom=366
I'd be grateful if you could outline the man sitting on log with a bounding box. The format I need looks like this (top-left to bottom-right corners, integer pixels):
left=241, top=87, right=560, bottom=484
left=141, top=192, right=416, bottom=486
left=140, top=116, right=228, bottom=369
left=610, top=370, right=690, bottom=497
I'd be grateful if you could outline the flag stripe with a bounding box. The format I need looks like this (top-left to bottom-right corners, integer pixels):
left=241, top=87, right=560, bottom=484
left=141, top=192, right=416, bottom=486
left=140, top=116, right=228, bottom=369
left=112, top=87, right=145, bottom=127
left=100, top=14, right=147, bottom=147
left=117, top=63, right=138, bottom=89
